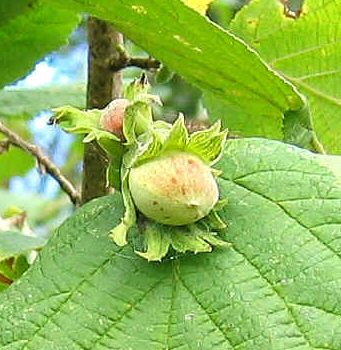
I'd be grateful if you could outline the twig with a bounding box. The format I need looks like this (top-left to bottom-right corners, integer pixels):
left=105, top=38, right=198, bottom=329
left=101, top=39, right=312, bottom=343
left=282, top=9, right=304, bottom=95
left=0, top=139, right=10, bottom=154
left=0, top=120, right=81, bottom=206
left=110, top=45, right=160, bottom=72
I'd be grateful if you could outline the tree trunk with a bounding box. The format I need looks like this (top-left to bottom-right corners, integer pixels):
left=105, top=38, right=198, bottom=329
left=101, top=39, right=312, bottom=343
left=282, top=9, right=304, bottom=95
left=81, top=17, right=123, bottom=204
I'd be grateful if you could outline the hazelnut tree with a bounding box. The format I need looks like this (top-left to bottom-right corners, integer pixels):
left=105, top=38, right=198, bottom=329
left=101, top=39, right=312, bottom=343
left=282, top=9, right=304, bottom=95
left=1, top=0, right=341, bottom=349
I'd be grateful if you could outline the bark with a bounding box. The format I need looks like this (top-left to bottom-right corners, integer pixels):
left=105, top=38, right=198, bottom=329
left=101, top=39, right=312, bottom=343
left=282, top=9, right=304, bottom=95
left=81, top=17, right=123, bottom=204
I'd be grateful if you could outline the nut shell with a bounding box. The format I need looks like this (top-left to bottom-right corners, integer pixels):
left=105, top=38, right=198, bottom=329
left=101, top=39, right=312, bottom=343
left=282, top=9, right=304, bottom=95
left=100, top=99, right=129, bottom=139
left=129, top=151, right=219, bottom=225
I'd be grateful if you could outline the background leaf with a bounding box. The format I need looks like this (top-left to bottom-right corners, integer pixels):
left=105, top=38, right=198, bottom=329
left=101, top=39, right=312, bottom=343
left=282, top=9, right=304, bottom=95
left=1, top=138, right=341, bottom=348
left=230, top=0, right=341, bottom=153
left=283, top=102, right=324, bottom=152
left=0, top=231, right=46, bottom=261
left=48, top=0, right=304, bottom=138
left=0, top=84, right=86, bottom=118
left=0, top=0, right=38, bottom=27
left=0, top=121, right=35, bottom=184
left=204, top=90, right=285, bottom=139
left=0, top=2, right=80, bottom=88
left=0, top=189, right=69, bottom=226
left=0, top=147, right=34, bottom=183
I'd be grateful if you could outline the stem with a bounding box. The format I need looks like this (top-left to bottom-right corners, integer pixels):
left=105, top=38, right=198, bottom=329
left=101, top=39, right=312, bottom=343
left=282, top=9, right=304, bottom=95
left=82, top=17, right=123, bottom=204
left=110, top=46, right=160, bottom=72
left=0, top=274, right=12, bottom=286
left=0, top=120, right=80, bottom=206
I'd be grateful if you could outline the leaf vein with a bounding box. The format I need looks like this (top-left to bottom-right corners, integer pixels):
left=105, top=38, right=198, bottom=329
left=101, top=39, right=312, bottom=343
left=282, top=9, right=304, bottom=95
left=89, top=276, right=165, bottom=349
left=178, top=276, right=235, bottom=349
left=20, top=256, right=115, bottom=350
left=225, top=177, right=341, bottom=260
left=289, top=302, right=341, bottom=318
left=229, top=243, right=315, bottom=349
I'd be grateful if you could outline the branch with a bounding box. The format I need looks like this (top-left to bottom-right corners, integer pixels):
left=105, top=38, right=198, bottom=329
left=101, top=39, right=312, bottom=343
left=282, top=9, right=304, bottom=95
left=0, top=120, right=81, bottom=206
left=82, top=18, right=124, bottom=204
left=110, top=45, right=160, bottom=72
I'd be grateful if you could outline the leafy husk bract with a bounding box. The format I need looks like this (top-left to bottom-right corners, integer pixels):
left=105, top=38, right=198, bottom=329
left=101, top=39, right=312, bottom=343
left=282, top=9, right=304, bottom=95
left=52, top=76, right=229, bottom=261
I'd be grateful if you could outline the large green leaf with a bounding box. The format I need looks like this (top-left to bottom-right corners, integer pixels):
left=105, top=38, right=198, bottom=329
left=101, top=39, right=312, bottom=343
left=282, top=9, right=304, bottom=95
left=0, top=84, right=86, bottom=118
left=48, top=0, right=304, bottom=139
left=230, top=0, right=341, bottom=153
left=0, top=2, right=80, bottom=88
left=1, top=138, right=341, bottom=349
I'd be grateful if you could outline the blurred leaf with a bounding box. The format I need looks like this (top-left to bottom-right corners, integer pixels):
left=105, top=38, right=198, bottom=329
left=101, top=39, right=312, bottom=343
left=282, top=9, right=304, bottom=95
left=13, top=255, right=30, bottom=278
left=0, top=282, right=8, bottom=292
left=153, top=75, right=202, bottom=120
left=230, top=0, right=341, bottom=153
left=204, top=91, right=284, bottom=138
left=0, top=254, right=32, bottom=291
left=0, top=84, right=86, bottom=118
left=0, top=118, right=35, bottom=183
left=155, top=65, right=175, bottom=84
left=0, top=261, right=16, bottom=281
left=0, top=2, right=80, bottom=88
left=0, top=209, right=42, bottom=287
left=0, top=0, right=37, bottom=27
left=0, top=189, right=68, bottom=225
left=283, top=102, right=324, bottom=152
left=50, top=0, right=304, bottom=139
left=0, top=231, right=46, bottom=261
left=0, top=147, right=34, bottom=183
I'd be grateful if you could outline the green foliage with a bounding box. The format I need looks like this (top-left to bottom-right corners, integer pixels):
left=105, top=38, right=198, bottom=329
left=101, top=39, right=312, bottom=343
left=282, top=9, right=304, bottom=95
left=0, top=84, right=86, bottom=118
left=230, top=0, right=341, bottom=153
left=0, top=210, right=47, bottom=288
left=0, top=147, right=34, bottom=183
left=155, top=65, right=175, bottom=84
left=0, top=2, right=80, bottom=88
left=48, top=0, right=304, bottom=134
left=0, top=120, right=35, bottom=183
left=1, top=1, right=341, bottom=348
left=1, top=0, right=340, bottom=151
left=0, top=189, right=70, bottom=226
left=283, top=102, right=324, bottom=153
left=0, top=231, right=46, bottom=261
left=1, top=138, right=341, bottom=348
left=0, top=0, right=37, bottom=27
left=0, top=258, right=28, bottom=285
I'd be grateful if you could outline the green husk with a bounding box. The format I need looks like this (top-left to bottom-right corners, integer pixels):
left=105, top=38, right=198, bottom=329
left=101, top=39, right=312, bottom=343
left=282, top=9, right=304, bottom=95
left=51, top=75, right=229, bottom=261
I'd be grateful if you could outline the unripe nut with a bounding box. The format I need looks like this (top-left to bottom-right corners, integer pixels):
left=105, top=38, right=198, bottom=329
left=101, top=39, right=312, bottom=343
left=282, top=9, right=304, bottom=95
left=100, top=99, right=130, bottom=139
left=129, top=151, right=219, bottom=225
